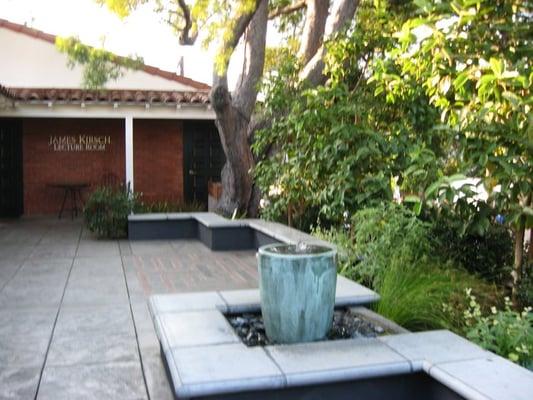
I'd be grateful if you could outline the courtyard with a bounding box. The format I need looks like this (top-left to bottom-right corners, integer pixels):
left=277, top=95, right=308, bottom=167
left=0, top=218, right=257, bottom=400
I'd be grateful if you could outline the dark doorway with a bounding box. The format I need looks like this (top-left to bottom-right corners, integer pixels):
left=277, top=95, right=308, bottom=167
left=183, top=121, right=225, bottom=205
left=0, top=119, right=23, bottom=218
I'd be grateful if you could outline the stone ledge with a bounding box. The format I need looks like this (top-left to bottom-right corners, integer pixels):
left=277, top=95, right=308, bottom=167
left=265, top=338, right=411, bottom=387
left=150, top=287, right=533, bottom=399
left=128, top=212, right=333, bottom=250
left=381, top=331, right=533, bottom=400
left=149, top=276, right=380, bottom=319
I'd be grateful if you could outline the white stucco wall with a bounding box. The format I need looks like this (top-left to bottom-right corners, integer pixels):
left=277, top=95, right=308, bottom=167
left=0, top=27, right=198, bottom=91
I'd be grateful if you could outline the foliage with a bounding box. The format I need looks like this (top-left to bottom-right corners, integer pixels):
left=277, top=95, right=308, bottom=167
left=95, top=0, right=263, bottom=74
left=56, top=36, right=143, bottom=89
left=376, top=260, right=489, bottom=331
left=95, top=0, right=145, bottom=19
left=350, top=203, right=434, bottom=287
left=83, top=185, right=139, bottom=238
left=192, top=0, right=259, bottom=74
left=430, top=214, right=513, bottom=283
left=373, top=0, right=533, bottom=238
left=314, top=203, right=498, bottom=331
left=313, top=203, right=434, bottom=288
left=268, top=0, right=305, bottom=37
left=464, top=290, right=533, bottom=368
left=254, top=1, right=444, bottom=229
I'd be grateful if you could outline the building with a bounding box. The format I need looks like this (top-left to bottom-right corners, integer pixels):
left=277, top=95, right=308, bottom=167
left=0, top=18, right=224, bottom=217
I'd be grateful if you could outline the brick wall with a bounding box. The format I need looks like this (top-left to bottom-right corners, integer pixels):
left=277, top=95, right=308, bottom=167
left=22, top=118, right=184, bottom=215
left=22, top=118, right=125, bottom=215
left=133, top=119, right=184, bottom=204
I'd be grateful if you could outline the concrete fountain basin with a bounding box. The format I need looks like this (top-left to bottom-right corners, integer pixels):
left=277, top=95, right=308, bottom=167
left=148, top=280, right=532, bottom=400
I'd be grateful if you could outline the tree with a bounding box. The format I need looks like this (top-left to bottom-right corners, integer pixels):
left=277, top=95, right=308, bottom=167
left=252, top=0, right=444, bottom=228
left=60, top=0, right=358, bottom=216
left=373, top=0, right=532, bottom=297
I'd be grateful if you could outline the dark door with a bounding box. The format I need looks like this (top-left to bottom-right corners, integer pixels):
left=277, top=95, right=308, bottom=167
left=183, top=121, right=225, bottom=204
left=0, top=119, right=23, bottom=217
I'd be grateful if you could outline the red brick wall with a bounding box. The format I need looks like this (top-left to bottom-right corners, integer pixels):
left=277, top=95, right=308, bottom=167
left=133, top=119, right=184, bottom=204
left=22, top=118, right=125, bottom=215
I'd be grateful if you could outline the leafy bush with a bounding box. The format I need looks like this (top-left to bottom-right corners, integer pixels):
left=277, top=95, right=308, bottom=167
left=314, top=203, right=435, bottom=288
left=351, top=203, right=433, bottom=288
left=464, top=290, right=533, bottom=369
left=253, top=4, right=443, bottom=231
left=83, top=185, right=138, bottom=239
left=431, top=216, right=513, bottom=283
left=314, top=203, right=497, bottom=331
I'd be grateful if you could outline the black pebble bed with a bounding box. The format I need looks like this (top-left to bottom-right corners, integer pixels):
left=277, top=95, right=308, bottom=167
left=227, top=308, right=386, bottom=347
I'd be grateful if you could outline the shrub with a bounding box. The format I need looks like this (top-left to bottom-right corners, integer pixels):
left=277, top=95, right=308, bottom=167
left=350, top=203, right=433, bottom=288
left=314, top=203, right=498, bottom=331
left=464, top=290, right=533, bottom=368
left=136, top=200, right=205, bottom=213
left=83, top=185, right=138, bottom=239
left=431, top=216, right=513, bottom=284
left=375, top=260, right=495, bottom=331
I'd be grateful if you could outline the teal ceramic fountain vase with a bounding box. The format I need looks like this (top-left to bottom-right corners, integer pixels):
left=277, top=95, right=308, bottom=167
left=257, top=243, right=337, bottom=344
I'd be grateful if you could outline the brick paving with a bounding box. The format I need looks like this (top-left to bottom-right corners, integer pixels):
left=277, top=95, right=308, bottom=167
left=0, top=218, right=258, bottom=400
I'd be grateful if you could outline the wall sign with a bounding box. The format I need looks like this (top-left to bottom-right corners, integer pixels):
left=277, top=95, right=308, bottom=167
left=48, top=135, right=111, bottom=152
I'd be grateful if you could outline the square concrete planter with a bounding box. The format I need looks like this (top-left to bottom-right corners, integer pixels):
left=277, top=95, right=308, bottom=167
left=148, top=283, right=533, bottom=400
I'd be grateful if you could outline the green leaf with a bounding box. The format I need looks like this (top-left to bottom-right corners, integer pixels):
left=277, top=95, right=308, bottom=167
left=404, top=195, right=421, bottom=203
left=453, top=72, right=470, bottom=90
left=502, top=91, right=521, bottom=108
left=489, top=58, right=503, bottom=77
left=425, top=180, right=442, bottom=198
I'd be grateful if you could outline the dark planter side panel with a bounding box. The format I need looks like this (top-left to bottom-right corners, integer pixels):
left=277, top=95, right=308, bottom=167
left=209, top=227, right=254, bottom=251
left=254, top=231, right=280, bottom=249
left=198, top=223, right=213, bottom=248
left=128, top=219, right=197, bottom=240
left=195, top=373, right=466, bottom=400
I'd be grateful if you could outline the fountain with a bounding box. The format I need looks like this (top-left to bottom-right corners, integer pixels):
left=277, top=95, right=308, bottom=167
left=143, top=213, right=531, bottom=400
left=257, top=242, right=337, bottom=343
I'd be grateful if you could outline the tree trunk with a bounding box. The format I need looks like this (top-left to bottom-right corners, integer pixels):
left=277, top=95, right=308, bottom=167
left=212, top=87, right=256, bottom=216
left=512, top=218, right=525, bottom=301
left=299, top=0, right=330, bottom=64
left=211, top=0, right=357, bottom=217
left=527, top=230, right=533, bottom=268
left=512, top=193, right=531, bottom=303
left=211, top=0, right=268, bottom=217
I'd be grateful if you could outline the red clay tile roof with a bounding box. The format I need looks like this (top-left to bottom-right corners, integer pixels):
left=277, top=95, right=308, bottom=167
left=1, top=86, right=210, bottom=105
left=0, top=18, right=211, bottom=90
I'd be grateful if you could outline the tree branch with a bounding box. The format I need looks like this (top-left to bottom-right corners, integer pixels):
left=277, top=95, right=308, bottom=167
left=213, top=0, right=262, bottom=87
left=298, top=0, right=329, bottom=64
left=177, top=0, right=197, bottom=45
left=268, top=0, right=307, bottom=19
left=234, top=0, right=269, bottom=118
left=325, top=0, right=358, bottom=36
left=299, top=0, right=358, bottom=85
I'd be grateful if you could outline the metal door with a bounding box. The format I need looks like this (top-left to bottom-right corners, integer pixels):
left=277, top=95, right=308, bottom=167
left=0, top=119, right=23, bottom=217
left=183, top=121, right=225, bottom=204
